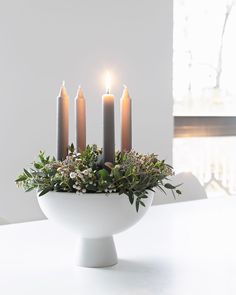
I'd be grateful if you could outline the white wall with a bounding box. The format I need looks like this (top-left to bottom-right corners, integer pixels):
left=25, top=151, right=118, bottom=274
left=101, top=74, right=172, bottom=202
left=0, top=0, right=173, bottom=223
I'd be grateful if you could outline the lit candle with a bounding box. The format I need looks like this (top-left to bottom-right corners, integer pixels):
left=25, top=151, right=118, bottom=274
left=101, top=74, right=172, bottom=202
left=56, top=81, right=69, bottom=161
left=121, top=85, right=132, bottom=152
left=75, top=86, right=86, bottom=152
left=102, top=72, right=115, bottom=163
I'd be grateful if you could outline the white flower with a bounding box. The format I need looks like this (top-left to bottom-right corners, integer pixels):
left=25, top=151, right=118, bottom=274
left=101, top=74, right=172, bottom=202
left=105, top=188, right=108, bottom=193
left=89, top=181, right=93, bottom=184
left=88, top=168, right=92, bottom=173
left=83, top=170, right=89, bottom=175
left=82, top=189, right=86, bottom=193
left=73, top=184, right=77, bottom=189
left=77, top=171, right=84, bottom=179
left=70, top=172, right=77, bottom=179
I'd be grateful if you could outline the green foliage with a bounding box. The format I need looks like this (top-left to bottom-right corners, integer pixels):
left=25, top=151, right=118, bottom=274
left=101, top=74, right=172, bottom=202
left=16, top=145, right=181, bottom=211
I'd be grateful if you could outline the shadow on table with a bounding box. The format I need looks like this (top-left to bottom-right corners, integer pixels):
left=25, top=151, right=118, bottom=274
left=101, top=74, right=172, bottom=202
left=110, top=258, right=168, bottom=273
left=77, top=258, right=174, bottom=294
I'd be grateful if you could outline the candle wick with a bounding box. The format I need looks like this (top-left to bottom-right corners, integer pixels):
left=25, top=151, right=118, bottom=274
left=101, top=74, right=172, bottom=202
left=77, top=86, right=84, bottom=98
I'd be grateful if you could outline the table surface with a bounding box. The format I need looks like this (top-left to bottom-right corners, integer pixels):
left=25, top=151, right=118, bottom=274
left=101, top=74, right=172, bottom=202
left=0, top=198, right=236, bottom=295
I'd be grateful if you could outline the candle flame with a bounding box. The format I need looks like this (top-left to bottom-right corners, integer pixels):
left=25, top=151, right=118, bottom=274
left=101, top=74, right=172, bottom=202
left=105, top=72, right=111, bottom=94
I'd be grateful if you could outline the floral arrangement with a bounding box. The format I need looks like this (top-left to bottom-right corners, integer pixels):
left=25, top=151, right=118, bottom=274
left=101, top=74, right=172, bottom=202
left=16, top=145, right=181, bottom=211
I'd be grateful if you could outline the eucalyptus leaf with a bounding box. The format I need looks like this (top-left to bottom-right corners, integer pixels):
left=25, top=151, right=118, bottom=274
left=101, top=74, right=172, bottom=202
left=164, top=183, right=176, bottom=190
left=128, top=194, right=134, bottom=205
left=38, top=187, right=53, bottom=196
left=23, top=169, right=32, bottom=178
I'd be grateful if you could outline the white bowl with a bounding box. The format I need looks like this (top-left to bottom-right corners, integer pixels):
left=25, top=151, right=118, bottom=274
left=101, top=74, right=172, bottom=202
left=38, top=191, right=154, bottom=268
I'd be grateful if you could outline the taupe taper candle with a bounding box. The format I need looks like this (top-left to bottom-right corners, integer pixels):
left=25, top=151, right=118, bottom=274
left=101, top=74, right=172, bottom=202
left=102, top=73, right=115, bottom=163
left=121, top=85, right=132, bottom=152
left=75, top=86, right=86, bottom=152
left=56, top=81, right=69, bottom=161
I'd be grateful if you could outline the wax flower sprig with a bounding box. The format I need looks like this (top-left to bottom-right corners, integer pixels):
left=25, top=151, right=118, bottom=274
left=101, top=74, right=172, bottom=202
left=16, top=145, right=181, bottom=212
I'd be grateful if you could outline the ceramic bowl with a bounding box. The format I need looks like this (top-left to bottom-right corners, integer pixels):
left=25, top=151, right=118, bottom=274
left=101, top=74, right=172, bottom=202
left=38, top=191, right=154, bottom=268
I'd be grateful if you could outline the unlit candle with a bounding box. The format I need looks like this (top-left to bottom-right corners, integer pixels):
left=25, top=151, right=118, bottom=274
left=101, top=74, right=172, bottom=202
left=121, top=85, right=132, bottom=152
left=56, top=81, right=69, bottom=161
left=75, top=86, right=86, bottom=152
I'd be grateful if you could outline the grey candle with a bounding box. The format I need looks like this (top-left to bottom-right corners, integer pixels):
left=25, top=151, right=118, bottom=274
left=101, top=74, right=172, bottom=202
left=57, top=81, right=69, bottom=161
left=75, top=86, right=86, bottom=152
left=121, top=85, right=132, bottom=152
left=102, top=73, right=115, bottom=163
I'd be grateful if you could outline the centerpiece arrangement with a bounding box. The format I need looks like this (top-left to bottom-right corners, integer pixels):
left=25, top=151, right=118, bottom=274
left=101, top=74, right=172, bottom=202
left=16, top=73, right=181, bottom=268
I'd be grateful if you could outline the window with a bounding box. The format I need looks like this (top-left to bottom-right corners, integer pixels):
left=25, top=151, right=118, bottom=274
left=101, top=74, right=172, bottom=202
left=173, top=0, right=236, bottom=197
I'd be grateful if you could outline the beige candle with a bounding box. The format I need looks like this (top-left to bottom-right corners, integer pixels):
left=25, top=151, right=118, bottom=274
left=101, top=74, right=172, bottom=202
left=75, top=86, right=86, bottom=152
left=57, top=81, right=69, bottom=161
left=121, top=85, right=132, bottom=152
left=102, top=73, right=115, bottom=163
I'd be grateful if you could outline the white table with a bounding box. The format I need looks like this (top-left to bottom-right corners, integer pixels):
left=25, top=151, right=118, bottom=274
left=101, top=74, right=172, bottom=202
left=0, top=198, right=236, bottom=295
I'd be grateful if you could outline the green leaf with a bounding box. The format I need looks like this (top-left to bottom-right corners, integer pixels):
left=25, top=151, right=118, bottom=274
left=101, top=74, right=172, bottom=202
left=15, top=175, right=27, bottom=182
left=23, top=169, right=32, bottom=178
left=39, top=152, right=46, bottom=163
left=156, top=185, right=167, bottom=195
left=98, top=169, right=109, bottom=180
left=38, top=187, right=52, bottom=196
left=69, top=143, right=75, bottom=153
left=140, top=195, right=148, bottom=199
left=125, top=167, right=133, bottom=177
left=175, top=183, right=183, bottom=188
left=171, top=189, right=176, bottom=199
left=25, top=187, right=35, bottom=192
left=113, top=168, right=122, bottom=179
left=164, top=183, right=176, bottom=190
left=139, top=200, right=146, bottom=207
left=34, top=162, right=43, bottom=169
left=128, top=193, right=134, bottom=205
left=136, top=198, right=140, bottom=212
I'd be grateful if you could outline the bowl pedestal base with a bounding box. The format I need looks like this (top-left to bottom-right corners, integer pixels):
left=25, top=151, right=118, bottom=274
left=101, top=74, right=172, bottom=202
left=75, top=236, right=118, bottom=268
